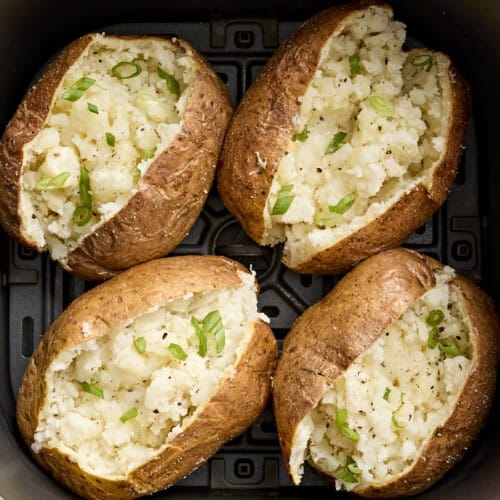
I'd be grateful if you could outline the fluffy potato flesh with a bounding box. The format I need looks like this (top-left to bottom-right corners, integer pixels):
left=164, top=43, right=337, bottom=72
left=289, top=267, right=473, bottom=490
left=20, top=35, right=195, bottom=262
left=32, top=272, right=265, bottom=479
left=265, top=6, right=449, bottom=267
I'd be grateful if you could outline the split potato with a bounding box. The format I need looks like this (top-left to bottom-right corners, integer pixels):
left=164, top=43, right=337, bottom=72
left=273, top=248, right=498, bottom=497
left=218, top=2, right=470, bottom=273
left=0, top=34, right=232, bottom=280
left=17, top=256, right=277, bottom=499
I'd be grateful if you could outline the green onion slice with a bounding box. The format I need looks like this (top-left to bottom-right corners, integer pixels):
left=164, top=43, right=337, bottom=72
left=72, top=205, right=92, bottom=226
left=131, top=165, right=141, bottom=182
left=438, top=337, right=462, bottom=357
left=191, top=310, right=225, bottom=355
left=334, top=457, right=360, bottom=484
left=271, top=184, right=295, bottom=215
left=392, top=392, right=406, bottom=428
left=383, top=387, right=391, bottom=401
left=157, top=66, right=180, bottom=96
left=426, top=309, right=444, bottom=326
left=120, top=407, right=138, bottom=423
left=191, top=318, right=208, bottom=357
left=411, top=54, right=433, bottom=72
left=349, top=54, right=360, bottom=77
left=35, top=172, right=70, bottom=191
left=112, top=61, right=142, bottom=79
left=134, top=336, right=146, bottom=354
left=143, top=147, right=157, bottom=160
left=292, top=125, right=308, bottom=142
left=80, top=381, right=104, bottom=399
left=106, top=132, right=116, bottom=147
left=168, top=343, right=188, bottom=361
left=335, top=408, right=360, bottom=442
left=427, top=327, right=439, bottom=349
left=62, top=77, right=96, bottom=102
left=369, top=95, right=395, bottom=118
left=325, top=131, right=347, bottom=155
left=313, top=210, right=341, bottom=228
left=79, top=166, right=92, bottom=209
left=87, top=102, right=99, bottom=114
left=329, top=192, right=356, bottom=215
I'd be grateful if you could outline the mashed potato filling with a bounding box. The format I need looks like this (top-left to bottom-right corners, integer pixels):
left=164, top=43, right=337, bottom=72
left=32, top=272, right=264, bottom=478
left=290, top=267, right=473, bottom=490
left=265, top=6, right=449, bottom=266
left=20, top=35, right=195, bottom=262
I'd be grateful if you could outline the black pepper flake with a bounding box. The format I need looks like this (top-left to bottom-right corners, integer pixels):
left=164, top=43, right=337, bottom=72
left=177, top=402, right=182, bottom=406
left=326, top=422, right=330, bottom=428
left=316, top=168, right=323, bottom=173
left=386, top=150, right=392, bottom=155
left=456, top=336, right=461, bottom=340
left=153, top=409, right=159, bottom=414
left=439, top=327, right=445, bottom=332
left=162, top=332, right=168, bottom=340
left=386, top=332, right=389, bottom=336
left=378, top=126, right=382, bottom=131
left=372, top=434, right=376, bottom=439
left=320, top=116, right=324, bottom=121
left=381, top=362, right=386, bottom=368
left=31, top=213, right=37, bottom=219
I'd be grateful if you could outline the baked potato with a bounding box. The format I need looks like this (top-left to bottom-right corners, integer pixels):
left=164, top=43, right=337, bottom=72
left=0, top=34, right=232, bottom=281
left=16, top=255, right=277, bottom=499
left=273, top=248, right=498, bottom=497
left=218, top=2, right=470, bottom=274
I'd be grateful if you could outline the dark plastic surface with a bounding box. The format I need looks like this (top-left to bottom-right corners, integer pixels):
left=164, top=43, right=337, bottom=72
left=0, top=2, right=499, bottom=499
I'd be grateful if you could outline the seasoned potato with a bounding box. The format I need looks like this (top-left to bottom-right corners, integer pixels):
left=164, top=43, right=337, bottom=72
left=218, top=2, right=469, bottom=274
left=0, top=34, right=232, bottom=280
left=17, top=256, right=277, bottom=499
left=273, top=248, right=498, bottom=497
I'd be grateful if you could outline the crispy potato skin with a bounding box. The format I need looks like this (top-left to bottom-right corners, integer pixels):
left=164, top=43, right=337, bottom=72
left=273, top=248, right=499, bottom=497
left=16, top=256, right=278, bottom=500
left=218, top=2, right=470, bottom=275
left=0, top=34, right=233, bottom=281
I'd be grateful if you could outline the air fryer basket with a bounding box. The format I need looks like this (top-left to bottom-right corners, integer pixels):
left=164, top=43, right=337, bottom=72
left=0, top=1, right=499, bottom=499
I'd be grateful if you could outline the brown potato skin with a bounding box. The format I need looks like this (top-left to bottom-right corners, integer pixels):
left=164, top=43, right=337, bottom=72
left=0, top=34, right=233, bottom=281
left=16, top=256, right=278, bottom=500
left=218, top=2, right=470, bottom=274
left=273, top=248, right=499, bottom=497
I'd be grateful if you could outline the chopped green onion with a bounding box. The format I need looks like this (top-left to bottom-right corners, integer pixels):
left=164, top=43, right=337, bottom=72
left=35, top=172, right=70, bottom=191
left=87, top=102, right=99, bottom=114
left=80, top=381, right=104, bottom=399
left=369, top=95, right=395, bottom=118
left=313, top=210, right=341, bottom=228
left=271, top=184, right=295, bottom=215
left=438, top=337, right=462, bottom=357
left=335, top=408, right=359, bottom=442
left=191, top=310, right=225, bottom=355
left=411, top=54, right=433, bottom=72
left=203, top=310, right=225, bottom=353
left=392, top=392, right=406, bottom=429
left=426, top=309, right=444, bottom=326
left=143, top=147, right=157, bottom=160
left=383, top=387, right=391, bottom=401
left=78, top=166, right=92, bottom=209
left=157, top=66, right=180, bottom=96
left=62, top=76, right=96, bottom=102
left=325, top=131, right=347, bottom=155
left=349, top=54, right=360, bottom=77
left=134, top=336, right=146, bottom=354
left=111, top=61, right=142, bottom=79
left=329, top=192, right=356, bottom=214
left=168, top=343, right=188, bottom=361
left=120, top=407, right=138, bottom=423
left=291, top=125, right=308, bottom=142
left=106, top=132, right=116, bottom=147
left=131, top=165, right=141, bottom=182
left=427, top=327, right=439, bottom=349
left=72, top=205, right=92, bottom=226
left=334, top=457, right=360, bottom=484
left=191, top=318, right=208, bottom=357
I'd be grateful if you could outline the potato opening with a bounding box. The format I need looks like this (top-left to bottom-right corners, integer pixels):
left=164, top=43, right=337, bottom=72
left=20, top=35, right=195, bottom=263
left=289, top=267, right=473, bottom=490
left=264, top=6, right=450, bottom=267
left=32, top=271, right=264, bottom=479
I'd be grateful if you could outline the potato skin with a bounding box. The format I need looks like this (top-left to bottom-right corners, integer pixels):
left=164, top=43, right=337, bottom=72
left=0, top=34, right=233, bottom=281
left=16, top=256, right=278, bottom=500
left=273, top=248, right=499, bottom=496
left=218, top=1, right=470, bottom=275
